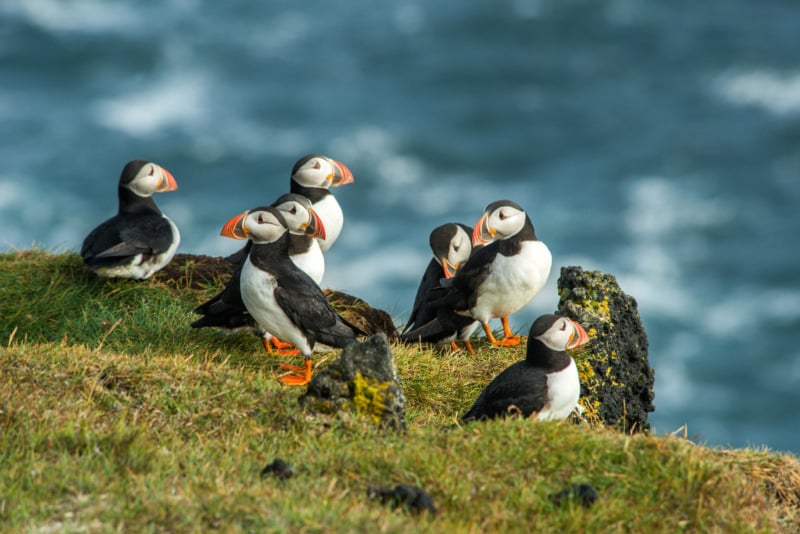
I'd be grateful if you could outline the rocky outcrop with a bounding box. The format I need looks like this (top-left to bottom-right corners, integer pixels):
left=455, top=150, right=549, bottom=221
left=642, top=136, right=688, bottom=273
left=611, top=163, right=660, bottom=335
left=557, top=266, right=655, bottom=433
left=300, top=334, right=406, bottom=429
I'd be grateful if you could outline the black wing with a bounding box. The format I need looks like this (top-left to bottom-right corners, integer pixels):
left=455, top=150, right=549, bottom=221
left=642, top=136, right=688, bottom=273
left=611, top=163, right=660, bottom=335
left=273, top=268, right=359, bottom=349
left=81, top=213, right=173, bottom=268
left=191, top=264, right=254, bottom=330
left=402, top=259, right=445, bottom=334
left=462, top=362, right=548, bottom=421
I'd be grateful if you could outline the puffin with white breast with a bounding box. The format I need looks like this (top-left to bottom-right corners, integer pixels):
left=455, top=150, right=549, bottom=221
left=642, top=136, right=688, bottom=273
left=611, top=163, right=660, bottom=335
left=461, top=314, right=590, bottom=421
left=400, top=223, right=479, bottom=353
left=80, top=160, right=180, bottom=279
left=191, top=194, right=326, bottom=354
left=221, top=206, right=362, bottom=385
left=225, top=154, right=353, bottom=265
left=430, top=200, right=552, bottom=347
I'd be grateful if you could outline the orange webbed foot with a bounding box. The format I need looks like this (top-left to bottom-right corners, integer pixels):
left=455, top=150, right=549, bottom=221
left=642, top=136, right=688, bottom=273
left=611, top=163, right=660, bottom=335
left=278, top=359, right=313, bottom=386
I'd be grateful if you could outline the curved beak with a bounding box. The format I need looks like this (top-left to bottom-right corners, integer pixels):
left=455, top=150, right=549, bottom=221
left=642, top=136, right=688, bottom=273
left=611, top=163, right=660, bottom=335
left=440, top=257, right=460, bottom=279
left=155, top=166, right=179, bottom=192
left=472, top=212, right=495, bottom=246
left=220, top=211, right=250, bottom=240
left=304, top=207, right=327, bottom=240
left=566, top=320, right=590, bottom=350
left=328, top=158, right=354, bottom=187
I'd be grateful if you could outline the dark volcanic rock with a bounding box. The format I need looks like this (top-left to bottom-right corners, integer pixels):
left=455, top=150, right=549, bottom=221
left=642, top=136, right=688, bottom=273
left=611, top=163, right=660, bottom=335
left=324, top=290, right=399, bottom=340
left=557, top=266, right=655, bottom=433
left=300, top=334, right=406, bottom=429
left=367, top=484, right=438, bottom=516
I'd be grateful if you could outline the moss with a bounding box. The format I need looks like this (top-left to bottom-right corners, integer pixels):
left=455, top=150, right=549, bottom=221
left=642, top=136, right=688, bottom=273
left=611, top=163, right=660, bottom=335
left=352, top=372, right=390, bottom=424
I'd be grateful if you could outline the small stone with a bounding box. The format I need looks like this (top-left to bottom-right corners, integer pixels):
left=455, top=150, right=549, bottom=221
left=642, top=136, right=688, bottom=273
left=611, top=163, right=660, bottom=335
left=367, top=484, right=438, bottom=515
left=260, top=458, right=294, bottom=481
left=550, top=483, right=599, bottom=509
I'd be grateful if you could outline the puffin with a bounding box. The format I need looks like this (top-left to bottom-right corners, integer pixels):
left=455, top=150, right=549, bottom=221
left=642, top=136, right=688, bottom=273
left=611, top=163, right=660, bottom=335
left=400, top=223, right=479, bottom=353
left=80, top=160, right=180, bottom=279
left=220, top=206, right=361, bottom=385
left=225, top=154, right=353, bottom=265
left=191, top=194, right=326, bottom=354
left=427, top=200, right=552, bottom=347
left=461, top=314, right=590, bottom=422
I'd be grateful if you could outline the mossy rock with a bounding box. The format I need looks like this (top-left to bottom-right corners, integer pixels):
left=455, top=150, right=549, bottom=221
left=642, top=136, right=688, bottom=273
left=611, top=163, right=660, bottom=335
left=300, top=334, right=407, bottom=429
left=557, top=266, right=655, bottom=433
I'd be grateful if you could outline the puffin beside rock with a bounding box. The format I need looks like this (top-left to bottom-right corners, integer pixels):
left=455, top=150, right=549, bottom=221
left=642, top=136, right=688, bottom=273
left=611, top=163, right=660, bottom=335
left=80, top=160, right=180, bottom=280
left=221, top=206, right=362, bottom=385
left=461, top=314, right=589, bottom=422
left=427, top=200, right=552, bottom=347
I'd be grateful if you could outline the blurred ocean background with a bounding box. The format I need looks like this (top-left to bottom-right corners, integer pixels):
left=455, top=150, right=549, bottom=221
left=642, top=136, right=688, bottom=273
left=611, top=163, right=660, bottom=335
left=1, top=1, right=798, bottom=452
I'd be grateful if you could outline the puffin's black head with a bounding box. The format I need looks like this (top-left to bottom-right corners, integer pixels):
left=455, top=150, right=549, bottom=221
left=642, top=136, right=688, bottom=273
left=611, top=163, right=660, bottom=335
left=118, top=160, right=178, bottom=198
left=429, top=223, right=472, bottom=278
left=291, top=154, right=354, bottom=189
left=528, top=314, right=590, bottom=352
left=473, top=199, right=529, bottom=245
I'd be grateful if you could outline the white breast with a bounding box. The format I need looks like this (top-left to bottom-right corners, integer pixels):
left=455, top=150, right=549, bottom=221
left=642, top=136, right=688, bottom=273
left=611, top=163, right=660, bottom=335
left=470, top=240, right=552, bottom=323
left=240, top=259, right=313, bottom=355
left=536, top=358, right=580, bottom=421
left=313, top=194, right=343, bottom=253
left=291, top=242, right=325, bottom=285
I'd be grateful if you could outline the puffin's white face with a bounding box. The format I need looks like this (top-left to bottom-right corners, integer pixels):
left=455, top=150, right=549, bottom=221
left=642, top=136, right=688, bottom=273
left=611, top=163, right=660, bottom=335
left=275, top=199, right=313, bottom=235
left=537, top=317, right=583, bottom=352
left=125, top=163, right=177, bottom=198
left=242, top=210, right=287, bottom=244
left=447, top=226, right=472, bottom=268
left=292, top=156, right=338, bottom=189
left=486, top=204, right=526, bottom=240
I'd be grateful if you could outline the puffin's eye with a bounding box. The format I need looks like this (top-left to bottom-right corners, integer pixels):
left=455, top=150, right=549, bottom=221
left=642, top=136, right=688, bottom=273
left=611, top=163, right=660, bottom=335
left=290, top=206, right=297, bottom=215
left=498, top=210, right=506, bottom=220
left=559, top=320, right=568, bottom=331
left=148, top=165, right=155, bottom=176
left=453, top=244, right=460, bottom=252
left=257, top=214, right=264, bottom=224
left=312, top=160, right=321, bottom=170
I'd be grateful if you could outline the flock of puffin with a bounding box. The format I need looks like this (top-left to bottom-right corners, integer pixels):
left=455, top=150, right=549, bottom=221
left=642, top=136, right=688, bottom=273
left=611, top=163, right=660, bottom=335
left=80, top=156, right=591, bottom=422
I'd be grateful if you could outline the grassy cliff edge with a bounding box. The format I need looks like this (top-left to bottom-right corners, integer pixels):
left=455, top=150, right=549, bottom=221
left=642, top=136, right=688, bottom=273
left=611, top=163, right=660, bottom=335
left=1, top=250, right=798, bottom=532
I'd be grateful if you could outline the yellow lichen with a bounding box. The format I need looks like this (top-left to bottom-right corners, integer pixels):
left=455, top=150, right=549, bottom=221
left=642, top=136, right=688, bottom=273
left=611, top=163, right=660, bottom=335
left=352, top=372, right=389, bottom=424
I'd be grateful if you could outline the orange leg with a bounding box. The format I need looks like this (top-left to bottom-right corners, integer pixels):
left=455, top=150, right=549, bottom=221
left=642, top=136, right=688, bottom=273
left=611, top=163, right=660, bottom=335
left=500, top=316, right=521, bottom=345
left=463, top=339, right=476, bottom=355
left=481, top=321, right=520, bottom=347
left=261, top=336, right=300, bottom=357
left=450, top=341, right=460, bottom=352
left=278, top=359, right=313, bottom=386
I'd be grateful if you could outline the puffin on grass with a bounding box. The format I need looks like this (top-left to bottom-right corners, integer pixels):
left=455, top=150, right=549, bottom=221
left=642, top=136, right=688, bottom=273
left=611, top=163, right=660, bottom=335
left=80, top=160, right=180, bottom=280
left=191, top=194, right=326, bottom=355
left=462, top=314, right=590, bottom=422
left=220, top=206, right=362, bottom=385
left=427, top=200, right=552, bottom=347
left=400, top=222, right=479, bottom=353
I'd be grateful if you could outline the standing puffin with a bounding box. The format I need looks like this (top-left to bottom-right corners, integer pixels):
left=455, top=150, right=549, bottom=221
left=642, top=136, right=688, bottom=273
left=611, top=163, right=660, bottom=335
left=461, top=314, right=590, bottom=422
left=400, top=223, right=479, bottom=353
left=430, top=200, right=552, bottom=347
left=80, top=160, right=180, bottom=280
left=191, top=194, right=326, bottom=353
left=221, top=206, right=361, bottom=385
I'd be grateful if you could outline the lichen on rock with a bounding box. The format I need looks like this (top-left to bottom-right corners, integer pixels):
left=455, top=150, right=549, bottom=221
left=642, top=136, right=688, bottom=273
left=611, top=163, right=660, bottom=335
left=300, top=334, right=407, bottom=429
left=557, top=266, right=655, bottom=433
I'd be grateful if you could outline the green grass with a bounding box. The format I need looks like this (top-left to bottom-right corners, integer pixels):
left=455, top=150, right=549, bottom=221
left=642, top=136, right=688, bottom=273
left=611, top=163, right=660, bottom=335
left=1, top=250, right=798, bottom=532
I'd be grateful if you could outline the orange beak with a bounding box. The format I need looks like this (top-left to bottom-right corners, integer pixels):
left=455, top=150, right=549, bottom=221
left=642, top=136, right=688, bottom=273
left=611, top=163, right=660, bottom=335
left=441, top=257, right=459, bottom=279
left=472, top=212, right=495, bottom=246
left=155, top=167, right=179, bottom=192
left=220, top=211, right=250, bottom=240
left=566, top=320, right=590, bottom=349
left=305, top=208, right=327, bottom=240
left=328, top=159, right=354, bottom=187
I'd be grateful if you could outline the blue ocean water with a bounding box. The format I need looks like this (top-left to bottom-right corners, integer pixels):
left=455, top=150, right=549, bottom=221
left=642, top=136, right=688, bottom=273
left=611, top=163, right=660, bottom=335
left=1, top=1, right=798, bottom=452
